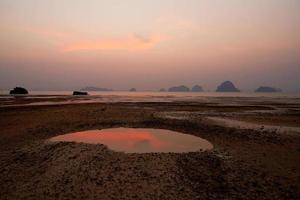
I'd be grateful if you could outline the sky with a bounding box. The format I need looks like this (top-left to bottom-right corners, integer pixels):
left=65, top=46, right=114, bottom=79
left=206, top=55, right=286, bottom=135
left=0, top=0, right=299, bottom=91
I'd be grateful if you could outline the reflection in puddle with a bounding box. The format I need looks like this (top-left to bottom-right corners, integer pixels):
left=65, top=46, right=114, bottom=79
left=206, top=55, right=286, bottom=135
left=50, top=128, right=213, bottom=153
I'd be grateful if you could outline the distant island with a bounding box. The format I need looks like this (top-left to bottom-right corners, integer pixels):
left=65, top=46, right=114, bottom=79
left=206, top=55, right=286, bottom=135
left=81, top=86, right=112, bottom=92
left=129, top=88, right=137, bottom=92
left=10, top=87, right=29, bottom=95
left=159, top=88, right=166, bottom=92
left=191, top=85, right=204, bottom=92
left=216, top=81, right=240, bottom=92
left=168, top=85, right=190, bottom=92
left=255, top=86, right=281, bottom=93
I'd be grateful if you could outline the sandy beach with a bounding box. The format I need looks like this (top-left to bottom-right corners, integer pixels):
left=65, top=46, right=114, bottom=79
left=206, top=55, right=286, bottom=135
left=0, top=95, right=299, bottom=199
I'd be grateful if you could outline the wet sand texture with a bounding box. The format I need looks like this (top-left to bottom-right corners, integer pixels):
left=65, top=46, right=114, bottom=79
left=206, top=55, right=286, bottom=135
left=0, top=97, right=299, bottom=199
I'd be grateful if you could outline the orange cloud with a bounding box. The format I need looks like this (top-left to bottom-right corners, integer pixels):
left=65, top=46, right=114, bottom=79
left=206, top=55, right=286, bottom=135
left=63, top=35, right=165, bottom=52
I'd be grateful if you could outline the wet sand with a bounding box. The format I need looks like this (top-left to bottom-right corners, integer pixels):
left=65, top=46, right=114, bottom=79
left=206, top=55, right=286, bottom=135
left=0, top=96, right=299, bottom=199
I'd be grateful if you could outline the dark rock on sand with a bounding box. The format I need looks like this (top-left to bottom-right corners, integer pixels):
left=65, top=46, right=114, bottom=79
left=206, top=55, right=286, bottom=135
left=191, top=85, right=204, bottom=92
left=130, top=88, right=137, bottom=92
left=9, top=87, right=29, bottom=95
left=73, top=91, right=88, bottom=95
left=255, top=86, right=281, bottom=93
left=168, top=85, right=190, bottom=92
left=81, top=86, right=112, bottom=91
left=216, top=81, right=240, bottom=92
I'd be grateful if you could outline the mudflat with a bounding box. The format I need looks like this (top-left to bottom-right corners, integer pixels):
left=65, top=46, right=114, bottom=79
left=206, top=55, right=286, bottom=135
left=0, top=96, right=300, bottom=199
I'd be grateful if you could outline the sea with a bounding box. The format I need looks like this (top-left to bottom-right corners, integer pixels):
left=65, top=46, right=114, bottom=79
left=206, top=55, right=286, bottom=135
left=1, top=90, right=300, bottom=97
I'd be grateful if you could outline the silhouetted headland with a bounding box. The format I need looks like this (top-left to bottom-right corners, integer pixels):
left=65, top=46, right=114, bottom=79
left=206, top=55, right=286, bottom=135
left=216, top=81, right=240, bottom=92
left=168, top=85, right=190, bottom=92
left=73, top=91, right=88, bottom=95
left=129, top=88, right=137, bottom=92
left=81, top=86, right=112, bottom=91
left=159, top=88, right=166, bottom=92
left=191, top=85, right=204, bottom=92
left=9, top=87, right=28, bottom=95
left=255, top=86, right=281, bottom=93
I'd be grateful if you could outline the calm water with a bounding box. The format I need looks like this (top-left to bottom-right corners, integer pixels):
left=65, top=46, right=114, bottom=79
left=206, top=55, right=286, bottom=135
left=49, top=128, right=213, bottom=153
left=1, top=90, right=300, bottom=98
left=1, top=91, right=300, bottom=107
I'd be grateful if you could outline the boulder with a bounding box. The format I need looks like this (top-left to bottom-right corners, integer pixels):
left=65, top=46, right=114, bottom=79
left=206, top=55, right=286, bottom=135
left=9, top=87, right=29, bottom=95
left=216, top=81, right=240, bottom=92
left=73, top=91, right=88, bottom=95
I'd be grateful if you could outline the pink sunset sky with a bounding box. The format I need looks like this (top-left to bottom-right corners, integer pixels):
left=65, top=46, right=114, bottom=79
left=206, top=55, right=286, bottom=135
left=0, top=0, right=299, bottom=91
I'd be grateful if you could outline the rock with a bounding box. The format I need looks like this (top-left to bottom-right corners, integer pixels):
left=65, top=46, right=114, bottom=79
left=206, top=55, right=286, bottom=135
left=73, top=91, right=88, bottom=95
left=216, top=81, right=240, bottom=92
left=168, top=85, right=190, bottom=92
left=159, top=88, right=166, bottom=92
left=81, top=86, right=112, bottom=91
left=9, top=87, right=29, bottom=95
left=255, top=86, right=281, bottom=93
left=191, top=85, right=204, bottom=92
left=129, top=88, right=137, bottom=92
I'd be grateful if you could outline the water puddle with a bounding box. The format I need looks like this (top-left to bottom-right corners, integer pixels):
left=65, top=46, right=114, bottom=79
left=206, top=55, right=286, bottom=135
left=49, top=128, right=213, bottom=153
left=206, top=117, right=300, bottom=135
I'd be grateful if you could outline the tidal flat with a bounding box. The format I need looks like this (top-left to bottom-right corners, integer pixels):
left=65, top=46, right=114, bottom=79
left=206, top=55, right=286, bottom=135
left=0, top=95, right=299, bottom=199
